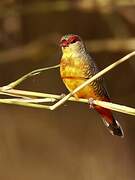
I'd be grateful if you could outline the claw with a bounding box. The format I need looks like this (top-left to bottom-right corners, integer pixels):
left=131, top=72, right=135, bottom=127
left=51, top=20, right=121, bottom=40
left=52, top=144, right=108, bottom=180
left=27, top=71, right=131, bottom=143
left=88, top=98, right=94, bottom=109
left=60, top=93, right=66, bottom=99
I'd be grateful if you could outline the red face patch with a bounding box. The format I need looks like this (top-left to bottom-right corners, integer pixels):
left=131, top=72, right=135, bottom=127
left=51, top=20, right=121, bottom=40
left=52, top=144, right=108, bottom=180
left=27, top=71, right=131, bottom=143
left=60, top=35, right=81, bottom=48
left=68, top=35, right=80, bottom=44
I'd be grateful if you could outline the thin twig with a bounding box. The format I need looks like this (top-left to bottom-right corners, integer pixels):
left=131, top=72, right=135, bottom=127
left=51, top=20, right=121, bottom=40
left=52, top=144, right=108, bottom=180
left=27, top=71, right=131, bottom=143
left=0, top=98, right=51, bottom=109
left=1, top=64, right=60, bottom=90
left=0, top=95, right=134, bottom=116
left=93, top=100, right=135, bottom=116
left=1, top=98, right=57, bottom=103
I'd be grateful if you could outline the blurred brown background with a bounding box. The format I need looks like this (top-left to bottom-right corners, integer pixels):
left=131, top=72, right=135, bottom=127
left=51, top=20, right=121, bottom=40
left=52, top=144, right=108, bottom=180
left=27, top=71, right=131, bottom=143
left=0, top=0, right=135, bottom=179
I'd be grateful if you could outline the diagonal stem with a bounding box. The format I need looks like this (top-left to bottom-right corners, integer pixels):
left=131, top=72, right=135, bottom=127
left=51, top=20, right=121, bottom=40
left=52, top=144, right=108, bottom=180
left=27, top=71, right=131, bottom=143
left=50, top=51, right=135, bottom=110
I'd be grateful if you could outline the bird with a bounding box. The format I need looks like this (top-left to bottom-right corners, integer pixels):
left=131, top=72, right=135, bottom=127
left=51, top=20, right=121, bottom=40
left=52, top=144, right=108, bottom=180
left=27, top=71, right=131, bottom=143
left=59, top=34, right=124, bottom=137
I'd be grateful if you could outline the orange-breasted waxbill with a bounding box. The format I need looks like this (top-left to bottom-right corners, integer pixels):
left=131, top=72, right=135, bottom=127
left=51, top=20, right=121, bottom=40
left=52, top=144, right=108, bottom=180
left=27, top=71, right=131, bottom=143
left=60, top=34, right=124, bottom=137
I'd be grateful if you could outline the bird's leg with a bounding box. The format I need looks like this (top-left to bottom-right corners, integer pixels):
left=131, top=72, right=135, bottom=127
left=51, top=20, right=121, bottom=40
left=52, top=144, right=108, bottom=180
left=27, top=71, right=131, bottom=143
left=88, top=98, right=94, bottom=109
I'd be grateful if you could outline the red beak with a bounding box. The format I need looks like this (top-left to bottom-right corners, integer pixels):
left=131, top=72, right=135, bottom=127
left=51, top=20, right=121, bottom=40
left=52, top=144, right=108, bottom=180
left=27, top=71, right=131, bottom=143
left=60, top=40, right=69, bottom=48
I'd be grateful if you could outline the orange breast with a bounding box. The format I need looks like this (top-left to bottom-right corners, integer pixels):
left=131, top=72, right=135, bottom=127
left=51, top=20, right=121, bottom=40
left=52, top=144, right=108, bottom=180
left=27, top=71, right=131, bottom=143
left=60, top=57, right=104, bottom=100
left=63, top=78, right=101, bottom=99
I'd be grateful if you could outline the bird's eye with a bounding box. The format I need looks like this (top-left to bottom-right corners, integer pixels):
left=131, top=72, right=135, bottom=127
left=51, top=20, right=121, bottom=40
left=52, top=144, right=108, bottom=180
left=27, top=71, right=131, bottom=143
left=70, top=38, right=77, bottom=44
left=70, top=38, right=78, bottom=44
left=69, top=36, right=80, bottom=44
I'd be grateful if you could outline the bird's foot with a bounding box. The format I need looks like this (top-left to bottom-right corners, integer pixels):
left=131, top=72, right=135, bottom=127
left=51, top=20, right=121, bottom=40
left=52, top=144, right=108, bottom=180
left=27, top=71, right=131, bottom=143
left=88, top=98, right=94, bottom=109
left=60, top=93, right=66, bottom=99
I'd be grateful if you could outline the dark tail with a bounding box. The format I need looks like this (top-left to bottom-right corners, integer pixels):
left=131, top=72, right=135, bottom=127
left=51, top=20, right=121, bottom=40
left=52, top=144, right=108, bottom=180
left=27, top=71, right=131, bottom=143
left=95, top=106, right=124, bottom=137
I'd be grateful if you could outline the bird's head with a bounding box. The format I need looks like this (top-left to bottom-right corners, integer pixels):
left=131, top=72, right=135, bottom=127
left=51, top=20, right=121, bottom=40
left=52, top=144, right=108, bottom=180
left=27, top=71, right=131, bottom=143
left=60, top=34, right=85, bottom=55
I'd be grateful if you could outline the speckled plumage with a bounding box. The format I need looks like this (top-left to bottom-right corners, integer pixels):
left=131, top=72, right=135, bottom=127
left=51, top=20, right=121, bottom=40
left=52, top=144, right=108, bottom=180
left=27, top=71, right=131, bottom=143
left=60, top=34, right=124, bottom=137
left=60, top=55, right=107, bottom=100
